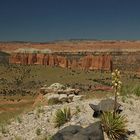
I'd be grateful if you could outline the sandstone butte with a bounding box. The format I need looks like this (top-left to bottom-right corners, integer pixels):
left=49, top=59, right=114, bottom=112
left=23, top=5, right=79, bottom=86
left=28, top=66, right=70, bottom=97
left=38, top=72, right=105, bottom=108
left=9, top=51, right=113, bottom=71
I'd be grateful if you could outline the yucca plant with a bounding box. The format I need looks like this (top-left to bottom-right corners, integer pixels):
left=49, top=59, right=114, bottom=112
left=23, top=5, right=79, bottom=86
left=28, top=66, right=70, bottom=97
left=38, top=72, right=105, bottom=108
left=112, top=69, right=122, bottom=118
left=54, top=107, right=71, bottom=127
left=101, top=112, right=127, bottom=140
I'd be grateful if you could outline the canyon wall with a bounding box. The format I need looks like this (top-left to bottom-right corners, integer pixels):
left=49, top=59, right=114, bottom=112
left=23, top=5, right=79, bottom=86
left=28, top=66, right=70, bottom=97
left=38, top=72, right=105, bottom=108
left=9, top=52, right=112, bottom=71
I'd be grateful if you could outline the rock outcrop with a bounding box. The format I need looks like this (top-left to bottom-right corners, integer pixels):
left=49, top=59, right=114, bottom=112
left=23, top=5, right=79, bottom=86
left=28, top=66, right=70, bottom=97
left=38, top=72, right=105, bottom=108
left=89, top=99, right=122, bottom=117
left=9, top=50, right=112, bottom=71
left=40, top=83, right=82, bottom=104
left=52, top=122, right=104, bottom=140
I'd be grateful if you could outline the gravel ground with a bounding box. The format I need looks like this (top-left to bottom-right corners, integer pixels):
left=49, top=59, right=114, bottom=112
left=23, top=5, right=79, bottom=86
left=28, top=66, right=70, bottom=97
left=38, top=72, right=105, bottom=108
left=0, top=95, right=140, bottom=140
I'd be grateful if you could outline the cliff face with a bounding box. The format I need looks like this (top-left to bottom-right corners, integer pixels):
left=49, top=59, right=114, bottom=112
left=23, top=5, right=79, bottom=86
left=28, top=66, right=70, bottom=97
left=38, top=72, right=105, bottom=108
left=9, top=53, right=112, bottom=71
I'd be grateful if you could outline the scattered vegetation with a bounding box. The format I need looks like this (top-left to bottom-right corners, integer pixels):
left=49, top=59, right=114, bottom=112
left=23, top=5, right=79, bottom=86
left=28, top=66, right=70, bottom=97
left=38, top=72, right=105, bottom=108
left=48, top=98, right=61, bottom=105
left=14, top=136, right=23, bottom=140
left=54, top=107, right=71, bottom=127
left=37, top=104, right=45, bottom=113
left=35, top=105, right=45, bottom=118
left=132, top=85, right=140, bottom=96
left=101, top=69, right=128, bottom=140
left=75, top=105, right=81, bottom=114
left=0, top=124, right=8, bottom=134
left=47, top=135, right=53, bottom=140
left=0, top=63, right=139, bottom=131
left=121, top=85, right=131, bottom=96
left=38, top=135, right=53, bottom=140
left=36, top=128, right=42, bottom=136
left=121, top=96, right=127, bottom=103
left=17, top=116, right=22, bottom=124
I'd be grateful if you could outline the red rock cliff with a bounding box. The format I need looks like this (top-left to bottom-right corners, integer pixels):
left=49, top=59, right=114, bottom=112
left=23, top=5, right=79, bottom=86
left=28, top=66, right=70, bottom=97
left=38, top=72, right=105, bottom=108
left=9, top=52, right=112, bottom=71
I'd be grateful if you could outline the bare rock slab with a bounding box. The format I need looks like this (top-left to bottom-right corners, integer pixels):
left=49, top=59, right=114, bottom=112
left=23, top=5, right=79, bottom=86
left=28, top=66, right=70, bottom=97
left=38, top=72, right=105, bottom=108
left=52, top=121, right=104, bottom=140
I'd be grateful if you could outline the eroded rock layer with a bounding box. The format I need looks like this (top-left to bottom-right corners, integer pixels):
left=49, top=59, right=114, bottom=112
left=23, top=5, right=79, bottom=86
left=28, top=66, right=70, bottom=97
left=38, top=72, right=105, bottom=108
left=9, top=52, right=112, bottom=71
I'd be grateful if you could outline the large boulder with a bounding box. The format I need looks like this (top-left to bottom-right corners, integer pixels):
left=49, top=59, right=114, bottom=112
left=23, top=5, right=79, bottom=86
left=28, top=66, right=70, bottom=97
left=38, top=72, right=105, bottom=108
left=52, top=122, right=104, bottom=140
left=75, top=122, right=104, bottom=140
left=89, top=99, right=122, bottom=117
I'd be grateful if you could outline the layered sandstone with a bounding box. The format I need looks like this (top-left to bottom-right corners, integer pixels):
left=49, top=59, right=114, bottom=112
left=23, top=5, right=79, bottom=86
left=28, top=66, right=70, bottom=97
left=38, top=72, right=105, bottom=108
left=2, top=40, right=140, bottom=72
left=9, top=51, right=112, bottom=71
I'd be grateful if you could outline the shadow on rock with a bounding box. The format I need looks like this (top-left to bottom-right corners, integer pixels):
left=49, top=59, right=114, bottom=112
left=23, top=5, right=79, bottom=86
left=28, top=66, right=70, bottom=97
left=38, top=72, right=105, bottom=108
left=52, top=121, right=104, bottom=140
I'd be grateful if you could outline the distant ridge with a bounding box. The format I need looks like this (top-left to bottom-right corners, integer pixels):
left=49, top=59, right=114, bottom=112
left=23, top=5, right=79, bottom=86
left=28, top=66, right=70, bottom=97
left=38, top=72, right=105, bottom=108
left=0, top=39, right=139, bottom=44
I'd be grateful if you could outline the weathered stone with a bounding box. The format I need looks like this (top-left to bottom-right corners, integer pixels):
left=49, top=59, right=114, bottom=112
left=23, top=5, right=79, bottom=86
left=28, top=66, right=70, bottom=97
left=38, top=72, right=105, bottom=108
left=9, top=52, right=112, bottom=71
left=74, top=89, right=80, bottom=95
left=45, top=88, right=56, bottom=94
left=59, top=94, right=68, bottom=102
left=40, top=83, right=82, bottom=103
left=47, top=94, right=59, bottom=101
left=72, top=134, right=89, bottom=140
left=75, top=122, right=104, bottom=140
left=57, top=90, right=65, bottom=94
left=40, top=87, right=47, bottom=94
left=52, top=125, right=82, bottom=140
left=73, top=95, right=83, bottom=102
left=68, top=94, right=74, bottom=99
left=65, top=88, right=75, bottom=95
left=53, top=122, right=104, bottom=140
left=48, top=83, right=66, bottom=91
left=59, top=125, right=83, bottom=134
left=89, top=99, right=122, bottom=117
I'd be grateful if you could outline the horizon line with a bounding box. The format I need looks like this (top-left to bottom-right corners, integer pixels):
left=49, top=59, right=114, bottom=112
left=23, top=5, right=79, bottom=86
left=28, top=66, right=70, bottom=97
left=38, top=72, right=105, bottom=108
left=0, top=39, right=140, bottom=43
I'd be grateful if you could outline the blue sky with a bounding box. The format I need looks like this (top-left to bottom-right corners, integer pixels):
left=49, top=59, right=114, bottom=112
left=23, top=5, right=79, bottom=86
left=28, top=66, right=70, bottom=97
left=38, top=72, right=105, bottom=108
left=0, top=0, right=140, bottom=41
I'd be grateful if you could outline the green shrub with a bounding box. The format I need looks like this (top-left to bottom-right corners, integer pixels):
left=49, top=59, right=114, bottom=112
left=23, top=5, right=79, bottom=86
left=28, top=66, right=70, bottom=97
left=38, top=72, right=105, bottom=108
left=17, top=116, right=22, bottom=124
left=36, top=128, right=41, bottom=136
left=101, top=112, right=127, bottom=140
left=0, top=124, right=8, bottom=134
left=14, top=136, right=22, bottom=140
left=75, top=106, right=81, bottom=114
left=54, top=107, right=71, bottom=127
left=132, top=85, right=140, bottom=96
left=37, top=107, right=44, bottom=114
left=47, top=135, right=53, bottom=140
left=120, top=85, right=131, bottom=96
left=38, top=135, right=53, bottom=140
left=121, top=96, right=128, bottom=103
left=48, top=98, right=61, bottom=105
left=36, top=105, right=45, bottom=118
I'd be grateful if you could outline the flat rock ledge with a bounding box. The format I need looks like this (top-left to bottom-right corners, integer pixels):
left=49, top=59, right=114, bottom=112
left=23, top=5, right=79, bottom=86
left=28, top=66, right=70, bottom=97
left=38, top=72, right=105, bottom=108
left=40, top=83, right=83, bottom=103
left=53, top=121, right=104, bottom=140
